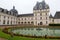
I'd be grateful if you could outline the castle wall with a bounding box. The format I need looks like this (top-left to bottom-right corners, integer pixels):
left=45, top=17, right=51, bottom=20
left=33, top=9, right=50, bottom=26
left=0, top=12, right=18, bottom=25
left=18, top=16, right=34, bottom=25
left=49, top=18, right=54, bottom=24
left=54, top=19, right=60, bottom=24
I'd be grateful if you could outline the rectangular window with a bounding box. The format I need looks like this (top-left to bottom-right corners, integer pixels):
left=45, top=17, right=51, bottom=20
left=3, top=20, right=5, bottom=24
left=46, top=17, right=47, bottom=20
left=31, top=18, right=33, bottom=20
left=46, top=21, right=48, bottom=24
left=52, top=20, right=54, bottom=22
left=40, top=17, right=42, bottom=20
left=46, top=13, right=47, bottom=15
left=35, top=17, right=37, bottom=20
left=4, top=16, right=6, bottom=18
left=11, top=17, right=12, bottom=19
left=7, top=20, right=9, bottom=24
left=40, top=13, right=42, bottom=16
left=11, top=21, right=12, bottom=25
left=25, top=18, right=26, bottom=20
left=8, top=17, right=9, bottom=19
left=22, top=18, right=23, bottom=20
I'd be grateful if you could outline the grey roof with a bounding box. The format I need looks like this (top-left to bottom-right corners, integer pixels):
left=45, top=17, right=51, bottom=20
left=33, top=0, right=49, bottom=10
left=54, top=11, right=60, bottom=19
left=10, top=6, right=18, bottom=13
left=10, top=6, right=18, bottom=16
left=49, top=14, right=53, bottom=18
left=0, top=6, right=18, bottom=16
left=18, top=13, right=33, bottom=17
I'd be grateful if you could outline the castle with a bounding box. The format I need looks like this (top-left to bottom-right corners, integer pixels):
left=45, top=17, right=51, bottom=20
left=0, top=0, right=60, bottom=26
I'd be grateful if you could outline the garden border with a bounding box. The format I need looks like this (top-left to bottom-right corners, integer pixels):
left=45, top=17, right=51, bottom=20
left=2, top=27, right=60, bottom=39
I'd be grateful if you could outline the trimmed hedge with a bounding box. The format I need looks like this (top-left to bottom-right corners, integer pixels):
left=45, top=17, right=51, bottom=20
left=49, top=24, right=60, bottom=26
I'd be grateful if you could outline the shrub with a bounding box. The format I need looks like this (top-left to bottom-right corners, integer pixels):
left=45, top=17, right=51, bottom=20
left=49, top=24, right=60, bottom=26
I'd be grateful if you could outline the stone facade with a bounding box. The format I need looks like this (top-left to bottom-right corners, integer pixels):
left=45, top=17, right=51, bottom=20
left=0, top=6, right=18, bottom=25
left=0, top=0, right=60, bottom=26
left=0, top=12, right=18, bottom=25
left=33, top=9, right=49, bottom=26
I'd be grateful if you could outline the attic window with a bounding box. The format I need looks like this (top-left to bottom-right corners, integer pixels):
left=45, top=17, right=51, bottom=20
left=39, top=4, right=42, bottom=9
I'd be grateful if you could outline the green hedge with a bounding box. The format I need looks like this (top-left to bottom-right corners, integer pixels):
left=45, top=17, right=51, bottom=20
left=49, top=24, right=60, bottom=26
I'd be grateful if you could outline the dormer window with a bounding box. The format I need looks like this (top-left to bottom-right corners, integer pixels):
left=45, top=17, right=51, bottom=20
left=33, top=0, right=49, bottom=10
left=39, top=4, right=42, bottom=9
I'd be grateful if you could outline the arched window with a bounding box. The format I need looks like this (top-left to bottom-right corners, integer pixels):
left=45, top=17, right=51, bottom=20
left=18, top=22, right=20, bottom=24
left=28, top=22, right=30, bottom=24
left=25, top=22, right=26, bottom=24
left=31, top=21, right=33, bottom=24
left=40, top=22, right=43, bottom=25
left=21, top=22, right=23, bottom=24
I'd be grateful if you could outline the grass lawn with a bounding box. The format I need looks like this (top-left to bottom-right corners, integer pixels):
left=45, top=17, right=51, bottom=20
left=0, top=29, right=60, bottom=40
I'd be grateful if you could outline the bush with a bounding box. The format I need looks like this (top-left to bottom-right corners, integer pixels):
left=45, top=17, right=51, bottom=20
left=49, top=24, right=60, bottom=26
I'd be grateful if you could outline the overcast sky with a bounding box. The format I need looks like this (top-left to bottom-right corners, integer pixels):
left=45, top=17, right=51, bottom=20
left=0, top=0, right=60, bottom=16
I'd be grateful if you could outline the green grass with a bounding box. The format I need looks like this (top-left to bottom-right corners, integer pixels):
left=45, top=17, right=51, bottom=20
left=0, top=29, right=60, bottom=40
left=12, top=36, right=60, bottom=40
left=0, top=29, right=10, bottom=39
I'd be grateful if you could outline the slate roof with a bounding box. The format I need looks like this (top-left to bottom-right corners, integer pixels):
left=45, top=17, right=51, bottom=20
left=33, top=0, right=49, bottom=10
left=0, top=6, right=18, bottom=16
left=49, top=14, right=53, bottom=18
left=54, top=11, right=60, bottom=19
left=18, top=13, right=33, bottom=17
left=10, top=6, right=18, bottom=16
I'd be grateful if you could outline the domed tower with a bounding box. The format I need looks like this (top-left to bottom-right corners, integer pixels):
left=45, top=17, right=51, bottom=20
left=33, top=0, right=50, bottom=26
left=10, top=6, right=18, bottom=16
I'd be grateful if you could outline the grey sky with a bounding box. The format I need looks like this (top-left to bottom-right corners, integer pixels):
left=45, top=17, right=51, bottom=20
left=0, top=0, right=60, bottom=16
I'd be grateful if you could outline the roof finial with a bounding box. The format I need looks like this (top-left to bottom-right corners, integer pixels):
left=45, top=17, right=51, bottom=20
left=13, top=6, right=15, bottom=9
